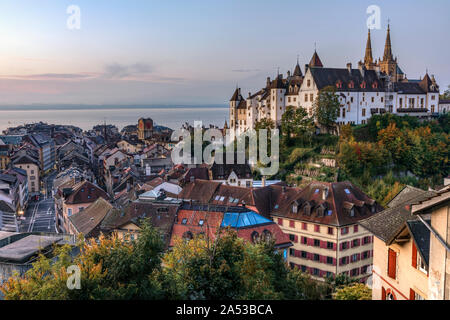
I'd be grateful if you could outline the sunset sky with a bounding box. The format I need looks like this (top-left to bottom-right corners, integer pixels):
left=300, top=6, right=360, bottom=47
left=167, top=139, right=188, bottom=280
left=0, top=0, right=449, bottom=105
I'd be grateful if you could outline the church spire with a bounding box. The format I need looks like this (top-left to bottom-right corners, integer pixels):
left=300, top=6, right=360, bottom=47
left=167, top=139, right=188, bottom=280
left=364, top=29, right=374, bottom=66
left=383, top=23, right=393, bottom=62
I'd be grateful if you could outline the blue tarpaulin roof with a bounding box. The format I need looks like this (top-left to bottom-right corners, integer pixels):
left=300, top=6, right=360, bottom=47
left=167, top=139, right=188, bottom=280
left=221, top=211, right=272, bottom=228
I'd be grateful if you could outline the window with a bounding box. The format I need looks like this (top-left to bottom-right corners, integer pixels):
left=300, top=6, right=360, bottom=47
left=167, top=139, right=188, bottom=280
left=313, top=268, right=320, bottom=276
left=387, top=249, right=397, bottom=279
left=314, top=239, right=320, bottom=247
left=289, top=220, right=295, bottom=228
left=310, top=94, right=313, bottom=101
left=289, top=234, right=295, bottom=242
left=289, top=248, right=295, bottom=256
left=302, top=222, right=307, bottom=230
left=313, top=254, right=320, bottom=261
left=305, top=94, right=308, bottom=102
left=327, top=242, right=334, bottom=250
left=301, top=237, right=308, bottom=245
left=198, top=219, right=204, bottom=226
left=326, top=257, right=333, bottom=265
left=354, top=225, right=358, bottom=233
left=362, top=108, right=366, bottom=117
left=301, top=251, right=307, bottom=259
left=341, top=242, right=349, bottom=250
left=352, top=239, right=359, bottom=247
left=362, top=251, right=370, bottom=260
left=307, top=80, right=311, bottom=87
left=341, top=227, right=349, bottom=235
left=277, top=218, right=283, bottom=226
left=68, top=208, right=72, bottom=216
left=361, top=265, right=368, bottom=274
left=181, top=218, right=188, bottom=225
left=314, top=225, right=320, bottom=232
left=328, top=227, right=334, bottom=235
left=351, top=254, right=359, bottom=262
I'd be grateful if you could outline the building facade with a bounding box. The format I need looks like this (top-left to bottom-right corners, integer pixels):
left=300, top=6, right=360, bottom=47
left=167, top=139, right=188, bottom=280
left=229, top=25, right=440, bottom=138
left=271, top=181, right=382, bottom=282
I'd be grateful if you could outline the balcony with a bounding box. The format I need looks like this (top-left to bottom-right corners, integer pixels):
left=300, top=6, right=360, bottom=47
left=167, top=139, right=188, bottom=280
left=397, top=108, right=428, bottom=113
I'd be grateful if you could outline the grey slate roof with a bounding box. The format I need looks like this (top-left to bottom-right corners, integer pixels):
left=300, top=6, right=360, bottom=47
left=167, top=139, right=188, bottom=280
left=359, top=186, right=435, bottom=244
left=406, top=220, right=430, bottom=266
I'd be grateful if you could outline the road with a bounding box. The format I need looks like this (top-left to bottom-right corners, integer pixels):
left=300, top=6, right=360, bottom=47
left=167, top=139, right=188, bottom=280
left=19, top=198, right=56, bottom=233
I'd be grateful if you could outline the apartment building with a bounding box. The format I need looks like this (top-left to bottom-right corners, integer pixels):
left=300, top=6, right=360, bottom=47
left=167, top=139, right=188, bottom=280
left=271, top=181, right=382, bottom=282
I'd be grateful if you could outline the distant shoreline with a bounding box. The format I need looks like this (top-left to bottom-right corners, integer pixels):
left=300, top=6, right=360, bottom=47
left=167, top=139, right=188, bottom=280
left=0, top=104, right=227, bottom=111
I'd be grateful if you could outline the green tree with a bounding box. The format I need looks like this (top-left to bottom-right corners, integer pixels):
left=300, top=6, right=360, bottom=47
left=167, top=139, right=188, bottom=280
left=281, top=106, right=314, bottom=146
left=158, top=229, right=327, bottom=300
left=1, top=222, right=165, bottom=300
left=313, top=85, right=340, bottom=134
left=334, top=283, right=372, bottom=300
left=440, top=85, right=450, bottom=100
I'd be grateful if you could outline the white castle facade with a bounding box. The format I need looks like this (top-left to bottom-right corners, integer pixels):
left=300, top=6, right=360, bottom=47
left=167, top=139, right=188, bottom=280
left=229, top=25, right=441, bottom=138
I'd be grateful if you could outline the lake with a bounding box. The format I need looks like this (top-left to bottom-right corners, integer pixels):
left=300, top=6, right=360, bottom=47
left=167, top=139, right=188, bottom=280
left=0, top=105, right=229, bottom=132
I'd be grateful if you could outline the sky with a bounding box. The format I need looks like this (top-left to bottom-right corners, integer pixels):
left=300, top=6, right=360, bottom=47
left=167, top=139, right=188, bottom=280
left=0, top=0, right=449, bottom=106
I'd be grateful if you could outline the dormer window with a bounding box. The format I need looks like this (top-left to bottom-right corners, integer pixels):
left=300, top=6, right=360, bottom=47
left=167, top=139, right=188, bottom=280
left=348, top=81, right=355, bottom=89
left=371, top=205, right=376, bottom=213
left=350, top=208, right=355, bottom=217
left=372, top=82, right=378, bottom=89
left=317, top=206, right=325, bottom=217
left=304, top=204, right=311, bottom=215
left=360, top=81, right=366, bottom=89
left=292, top=204, right=298, bottom=213
left=198, top=219, right=204, bottom=226
left=336, top=80, right=343, bottom=89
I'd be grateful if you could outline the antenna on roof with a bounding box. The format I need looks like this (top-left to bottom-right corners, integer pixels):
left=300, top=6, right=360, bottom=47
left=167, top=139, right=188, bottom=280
left=314, top=42, right=317, bottom=51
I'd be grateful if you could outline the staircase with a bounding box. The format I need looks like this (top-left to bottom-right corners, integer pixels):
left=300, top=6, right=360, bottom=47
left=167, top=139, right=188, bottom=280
left=0, top=211, right=19, bottom=232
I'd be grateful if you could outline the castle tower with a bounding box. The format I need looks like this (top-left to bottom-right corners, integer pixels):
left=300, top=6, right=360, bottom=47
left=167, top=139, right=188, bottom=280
left=308, top=50, right=323, bottom=68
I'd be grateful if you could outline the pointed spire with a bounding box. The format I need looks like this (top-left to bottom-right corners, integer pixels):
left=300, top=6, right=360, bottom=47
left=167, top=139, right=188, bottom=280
left=293, top=56, right=302, bottom=77
left=364, top=29, right=374, bottom=66
left=309, top=50, right=323, bottom=68
left=383, top=23, right=393, bottom=61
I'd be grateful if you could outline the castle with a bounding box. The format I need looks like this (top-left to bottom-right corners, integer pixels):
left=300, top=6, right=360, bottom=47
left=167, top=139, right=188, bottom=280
left=229, top=25, right=440, bottom=138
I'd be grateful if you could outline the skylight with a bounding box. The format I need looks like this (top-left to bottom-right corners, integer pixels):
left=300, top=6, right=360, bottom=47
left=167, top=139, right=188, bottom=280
left=181, top=218, right=187, bottom=225
left=219, top=196, right=225, bottom=202
left=229, top=197, right=234, bottom=203
left=344, top=189, right=351, bottom=194
left=199, top=219, right=204, bottom=226
left=327, top=210, right=332, bottom=216
left=215, top=195, right=220, bottom=200
left=314, top=189, right=319, bottom=193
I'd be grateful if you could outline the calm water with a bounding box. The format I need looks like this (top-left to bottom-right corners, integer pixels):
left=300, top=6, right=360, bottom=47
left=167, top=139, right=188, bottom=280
left=0, top=106, right=229, bottom=132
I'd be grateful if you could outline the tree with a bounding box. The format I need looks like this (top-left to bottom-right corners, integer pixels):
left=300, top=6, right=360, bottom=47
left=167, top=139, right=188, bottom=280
left=313, top=85, right=340, bottom=134
left=157, top=229, right=327, bottom=300
left=440, top=85, right=450, bottom=100
left=254, top=118, right=275, bottom=131
left=334, top=283, right=372, bottom=300
left=281, top=106, right=314, bottom=146
left=377, top=122, right=413, bottom=168
left=1, top=222, right=165, bottom=300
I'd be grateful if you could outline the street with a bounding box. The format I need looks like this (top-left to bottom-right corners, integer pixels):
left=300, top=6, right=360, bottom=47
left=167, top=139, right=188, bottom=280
left=19, top=198, right=56, bottom=233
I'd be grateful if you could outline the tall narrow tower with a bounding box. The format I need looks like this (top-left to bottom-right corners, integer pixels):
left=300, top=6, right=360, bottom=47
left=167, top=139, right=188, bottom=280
left=364, top=29, right=375, bottom=70
left=379, top=24, right=398, bottom=80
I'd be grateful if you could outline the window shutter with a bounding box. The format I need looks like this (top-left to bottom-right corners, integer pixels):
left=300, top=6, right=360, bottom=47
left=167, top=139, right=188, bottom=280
left=333, top=243, right=337, bottom=251
left=382, top=287, right=386, bottom=300
left=320, top=240, right=326, bottom=249
left=294, top=235, right=298, bottom=243
left=409, top=289, right=415, bottom=300
left=277, top=218, right=283, bottom=226
left=333, top=258, right=337, bottom=266
left=388, top=249, right=397, bottom=279
left=412, top=242, right=417, bottom=268
left=357, top=238, right=361, bottom=246
left=357, top=253, right=361, bottom=261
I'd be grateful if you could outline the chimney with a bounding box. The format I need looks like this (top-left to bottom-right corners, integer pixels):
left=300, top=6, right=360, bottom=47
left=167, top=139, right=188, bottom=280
left=358, top=61, right=365, bottom=77
left=266, top=77, right=271, bottom=87
left=347, top=63, right=352, bottom=74
left=322, top=187, right=329, bottom=200
left=262, top=176, right=266, bottom=187
left=287, top=70, right=291, bottom=77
